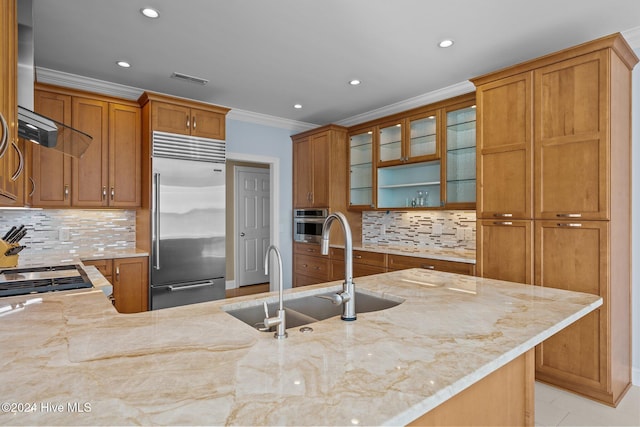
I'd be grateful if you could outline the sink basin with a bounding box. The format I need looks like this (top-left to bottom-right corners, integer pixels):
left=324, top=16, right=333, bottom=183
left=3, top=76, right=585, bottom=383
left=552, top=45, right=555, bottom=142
left=223, top=290, right=403, bottom=332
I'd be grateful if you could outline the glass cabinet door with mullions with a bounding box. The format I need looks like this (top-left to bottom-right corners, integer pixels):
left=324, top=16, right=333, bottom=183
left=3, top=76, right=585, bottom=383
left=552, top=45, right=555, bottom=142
left=349, top=130, right=374, bottom=208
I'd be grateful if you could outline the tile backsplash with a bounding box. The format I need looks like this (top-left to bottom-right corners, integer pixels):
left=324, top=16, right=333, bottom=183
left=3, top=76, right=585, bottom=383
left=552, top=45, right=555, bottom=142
left=362, top=210, right=476, bottom=250
left=0, top=209, right=136, bottom=256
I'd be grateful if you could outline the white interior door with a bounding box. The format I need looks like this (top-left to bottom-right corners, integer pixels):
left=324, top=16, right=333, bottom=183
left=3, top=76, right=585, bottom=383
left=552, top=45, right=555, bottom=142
left=236, top=167, right=270, bottom=286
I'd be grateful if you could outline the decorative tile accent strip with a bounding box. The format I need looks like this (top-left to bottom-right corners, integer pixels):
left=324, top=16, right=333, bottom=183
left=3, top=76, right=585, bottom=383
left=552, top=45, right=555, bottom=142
left=0, top=209, right=136, bottom=255
left=362, top=210, right=476, bottom=250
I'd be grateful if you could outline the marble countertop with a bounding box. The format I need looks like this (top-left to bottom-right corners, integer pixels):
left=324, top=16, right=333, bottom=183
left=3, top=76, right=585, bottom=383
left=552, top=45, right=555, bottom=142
left=334, top=242, right=476, bottom=264
left=11, top=247, right=149, bottom=268
left=0, top=269, right=600, bottom=426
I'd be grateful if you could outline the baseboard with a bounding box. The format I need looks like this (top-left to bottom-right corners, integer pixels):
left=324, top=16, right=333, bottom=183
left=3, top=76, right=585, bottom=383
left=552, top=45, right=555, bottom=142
left=633, top=366, right=640, bottom=386
left=226, top=280, right=236, bottom=290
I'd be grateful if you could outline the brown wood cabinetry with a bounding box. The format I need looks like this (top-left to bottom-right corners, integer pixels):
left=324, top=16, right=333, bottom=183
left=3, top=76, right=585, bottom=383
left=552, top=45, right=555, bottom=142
left=85, top=257, right=149, bottom=314
left=292, top=125, right=348, bottom=209
left=472, top=33, right=636, bottom=406
left=139, top=93, right=229, bottom=140
left=32, top=85, right=141, bottom=208
left=0, top=0, right=22, bottom=207
left=293, top=242, right=475, bottom=287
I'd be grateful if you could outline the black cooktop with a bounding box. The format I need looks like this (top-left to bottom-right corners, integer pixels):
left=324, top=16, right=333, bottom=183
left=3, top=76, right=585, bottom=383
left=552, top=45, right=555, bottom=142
left=0, top=264, right=93, bottom=297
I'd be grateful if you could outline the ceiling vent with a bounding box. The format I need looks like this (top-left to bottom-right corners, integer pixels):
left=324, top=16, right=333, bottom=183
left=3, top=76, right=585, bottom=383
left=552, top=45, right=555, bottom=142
left=170, top=72, right=209, bottom=85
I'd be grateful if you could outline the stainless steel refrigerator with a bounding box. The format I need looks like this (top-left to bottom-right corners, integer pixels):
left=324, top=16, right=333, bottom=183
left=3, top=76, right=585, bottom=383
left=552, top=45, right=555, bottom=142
left=150, top=131, right=226, bottom=310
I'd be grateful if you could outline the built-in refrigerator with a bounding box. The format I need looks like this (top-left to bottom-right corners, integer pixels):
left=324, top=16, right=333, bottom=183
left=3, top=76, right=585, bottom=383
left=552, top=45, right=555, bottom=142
left=150, top=131, right=226, bottom=309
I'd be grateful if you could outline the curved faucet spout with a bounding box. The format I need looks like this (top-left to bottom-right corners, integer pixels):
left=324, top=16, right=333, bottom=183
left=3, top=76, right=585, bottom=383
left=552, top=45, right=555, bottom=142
left=320, top=212, right=356, bottom=321
left=264, top=245, right=287, bottom=339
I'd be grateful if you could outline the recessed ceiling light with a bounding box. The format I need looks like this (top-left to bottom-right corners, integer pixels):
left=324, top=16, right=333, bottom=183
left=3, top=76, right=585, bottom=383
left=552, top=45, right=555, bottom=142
left=116, top=60, right=131, bottom=68
left=293, top=104, right=303, bottom=109
left=439, top=39, right=454, bottom=48
left=349, top=79, right=361, bottom=86
left=141, top=7, right=160, bottom=18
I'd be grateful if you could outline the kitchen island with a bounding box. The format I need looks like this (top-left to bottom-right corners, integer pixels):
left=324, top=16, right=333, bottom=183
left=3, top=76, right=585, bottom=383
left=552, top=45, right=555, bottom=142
left=0, top=268, right=600, bottom=426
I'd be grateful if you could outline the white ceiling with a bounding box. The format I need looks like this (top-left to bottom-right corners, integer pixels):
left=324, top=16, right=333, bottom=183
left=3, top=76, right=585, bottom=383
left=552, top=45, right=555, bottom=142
left=32, top=0, right=640, bottom=127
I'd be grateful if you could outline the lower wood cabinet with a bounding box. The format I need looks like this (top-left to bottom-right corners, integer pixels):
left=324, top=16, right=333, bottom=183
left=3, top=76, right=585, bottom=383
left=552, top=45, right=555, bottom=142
left=476, top=219, right=533, bottom=284
left=84, top=256, right=149, bottom=313
left=293, top=242, right=476, bottom=287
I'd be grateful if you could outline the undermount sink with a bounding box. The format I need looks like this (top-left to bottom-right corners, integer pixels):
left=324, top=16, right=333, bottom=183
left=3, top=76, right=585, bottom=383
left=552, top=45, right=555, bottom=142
left=223, top=290, right=403, bottom=332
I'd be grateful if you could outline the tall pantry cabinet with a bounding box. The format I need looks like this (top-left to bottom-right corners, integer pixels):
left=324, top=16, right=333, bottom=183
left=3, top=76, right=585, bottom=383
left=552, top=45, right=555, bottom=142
left=474, top=33, right=637, bottom=406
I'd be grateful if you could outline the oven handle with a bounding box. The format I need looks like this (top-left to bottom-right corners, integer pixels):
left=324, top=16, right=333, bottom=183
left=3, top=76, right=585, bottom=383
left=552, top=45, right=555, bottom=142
left=168, top=280, right=215, bottom=291
left=294, top=218, right=327, bottom=224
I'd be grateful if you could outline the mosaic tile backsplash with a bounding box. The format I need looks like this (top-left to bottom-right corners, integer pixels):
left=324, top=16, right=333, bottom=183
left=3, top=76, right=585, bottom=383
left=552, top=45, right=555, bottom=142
left=362, top=210, right=476, bottom=250
left=0, top=209, right=136, bottom=256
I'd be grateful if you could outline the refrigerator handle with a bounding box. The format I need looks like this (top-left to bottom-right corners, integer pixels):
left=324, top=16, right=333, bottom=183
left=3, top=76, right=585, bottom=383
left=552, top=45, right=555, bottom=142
left=153, top=172, right=161, bottom=270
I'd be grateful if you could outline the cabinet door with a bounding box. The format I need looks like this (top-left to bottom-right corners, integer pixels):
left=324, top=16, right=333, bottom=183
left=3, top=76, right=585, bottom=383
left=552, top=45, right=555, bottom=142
left=151, top=101, right=190, bottom=135
left=310, top=131, right=330, bottom=207
left=191, top=107, right=225, bottom=140
left=476, top=219, right=533, bottom=284
left=71, top=97, right=109, bottom=207
left=113, top=257, right=149, bottom=313
left=406, top=111, right=439, bottom=162
left=0, top=0, right=17, bottom=205
left=293, top=136, right=313, bottom=207
left=32, top=90, right=72, bottom=207
left=534, top=220, right=608, bottom=394
left=378, top=121, right=404, bottom=166
left=476, top=72, right=533, bottom=219
left=109, top=103, right=141, bottom=207
left=534, top=51, right=608, bottom=220
left=348, top=130, right=374, bottom=209
left=443, top=102, right=476, bottom=208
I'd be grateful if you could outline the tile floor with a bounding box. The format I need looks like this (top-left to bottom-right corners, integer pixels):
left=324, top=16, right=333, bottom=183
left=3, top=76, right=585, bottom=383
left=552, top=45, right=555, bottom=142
left=535, top=382, right=640, bottom=426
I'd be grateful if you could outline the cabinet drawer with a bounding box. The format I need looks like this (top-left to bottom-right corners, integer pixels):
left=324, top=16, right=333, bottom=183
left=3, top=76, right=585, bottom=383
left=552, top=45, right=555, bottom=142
left=331, top=259, right=386, bottom=280
left=294, top=242, right=323, bottom=256
left=388, top=254, right=475, bottom=276
left=83, top=258, right=113, bottom=277
left=294, top=273, right=325, bottom=288
left=330, top=248, right=387, bottom=268
left=294, top=254, right=330, bottom=280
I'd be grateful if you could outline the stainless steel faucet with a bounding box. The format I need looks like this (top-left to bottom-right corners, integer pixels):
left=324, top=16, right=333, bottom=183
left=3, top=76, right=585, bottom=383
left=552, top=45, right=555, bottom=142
left=263, top=245, right=287, bottom=339
left=320, top=212, right=356, bottom=321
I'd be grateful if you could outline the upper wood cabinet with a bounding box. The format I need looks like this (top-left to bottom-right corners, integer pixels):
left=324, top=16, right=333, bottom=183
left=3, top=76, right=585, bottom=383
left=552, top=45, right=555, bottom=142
left=292, top=125, right=348, bottom=209
left=32, top=84, right=141, bottom=208
left=377, top=110, right=440, bottom=167
left=0, top=0, right=23, bottom=207
left=475, top=72, right=533, bottom=220
left=348, top=127, right=375, bottom=209
left=138, top=92, right=230, bottom=140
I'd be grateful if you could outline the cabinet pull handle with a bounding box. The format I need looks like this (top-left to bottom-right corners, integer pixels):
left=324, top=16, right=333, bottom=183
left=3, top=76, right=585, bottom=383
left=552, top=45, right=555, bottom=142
left=28, top=177, right=35, bottom=197
left=302, top=264, right=308, bottom=268
left=64, top=185, right=70, bottom=199
left=116, top=266, right=120, bottom=281
left=186, top=117, right=190, bottom=130
left=0, top=113, right=8, bottom=160
left=192, top=116, right=196, bottom=129
left=493, top=221, right=513, bottom=226
left=306, top=248, right=313, bottom=252
left=354, top=255, right=362, bottom=259
left=557, top=223, right=582, bottom=227
left=110, top=187, right=115, bottom=201
left=556, top=213, right=582, bottom=218
left=421, top=264, right=436, bottom=270
left=493, top=213, right=513, bottom=217
left=153, top=173, right=161, bottom=270
left=102, top=186, right=107, bottom=200
left=10, top=142, right=24, bottom=181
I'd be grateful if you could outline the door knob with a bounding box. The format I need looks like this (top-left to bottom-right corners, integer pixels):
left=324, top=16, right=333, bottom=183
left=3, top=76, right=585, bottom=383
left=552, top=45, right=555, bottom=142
left=240, top=232, right=245, bottom=237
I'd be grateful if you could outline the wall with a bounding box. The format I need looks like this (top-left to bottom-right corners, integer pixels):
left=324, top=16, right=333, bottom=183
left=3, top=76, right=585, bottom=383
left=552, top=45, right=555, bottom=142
left=362, top=210, right=476, bottom=250
left=226, top=119, right=295, bottom=289
left=632, top=51, right=639, bottom=386
left=0, top=209, right=135, bottom=262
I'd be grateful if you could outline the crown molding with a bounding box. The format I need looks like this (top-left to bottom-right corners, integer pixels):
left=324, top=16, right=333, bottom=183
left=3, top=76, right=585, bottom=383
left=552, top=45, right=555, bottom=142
left=35, top=67, right=318, bottom=132
left=335, top=81, right=475, bottom=127
left=622, top=25, right=640, bottom=50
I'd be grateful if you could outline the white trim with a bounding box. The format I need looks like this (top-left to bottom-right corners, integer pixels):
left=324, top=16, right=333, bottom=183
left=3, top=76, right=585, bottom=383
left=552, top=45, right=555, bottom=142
left=226, top=280, right=236, bottom=290
left=227, top=152, right=280, bottom=293
left=335, top=81, right=475, bottom=126
left=622, top=25, right=640, bottom=50
left=35, top=67, right=317, bottom=131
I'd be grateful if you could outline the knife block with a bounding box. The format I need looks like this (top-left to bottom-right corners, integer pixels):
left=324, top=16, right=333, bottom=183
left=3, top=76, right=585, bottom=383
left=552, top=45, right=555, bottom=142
left=0, top=240, right=19, bottom=268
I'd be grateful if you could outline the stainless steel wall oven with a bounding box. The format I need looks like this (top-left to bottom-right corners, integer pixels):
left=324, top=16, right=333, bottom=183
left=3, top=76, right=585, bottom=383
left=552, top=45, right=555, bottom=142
left=293, top=208, right=328, bottom=243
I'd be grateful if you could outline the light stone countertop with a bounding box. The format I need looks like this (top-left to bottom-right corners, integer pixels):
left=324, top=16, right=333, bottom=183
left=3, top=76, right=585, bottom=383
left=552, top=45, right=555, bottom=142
left=0, top=269, right=600, bottom=426
left=336, top=242, right=476, bottom=264
left=12, top=247, right=149, bottom=268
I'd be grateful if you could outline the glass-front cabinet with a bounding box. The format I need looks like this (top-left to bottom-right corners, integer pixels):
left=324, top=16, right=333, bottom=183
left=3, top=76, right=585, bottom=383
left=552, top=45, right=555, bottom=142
left=377, top=110, right=440, bottom=168
left=378, top=122, right=403, bottom=164
left=348, top=129, right=374, bottom=208
left=443, top=102, right=476, bottom=208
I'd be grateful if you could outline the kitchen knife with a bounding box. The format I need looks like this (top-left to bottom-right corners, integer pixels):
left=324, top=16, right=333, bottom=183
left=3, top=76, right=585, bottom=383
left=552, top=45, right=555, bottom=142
left=10, top=229, right=27, bottom=243
left=4, top=246, right=25, bottom=256
left=6, top=225, right=25, bottom=243
left=2, top=226, right=16, bottom=241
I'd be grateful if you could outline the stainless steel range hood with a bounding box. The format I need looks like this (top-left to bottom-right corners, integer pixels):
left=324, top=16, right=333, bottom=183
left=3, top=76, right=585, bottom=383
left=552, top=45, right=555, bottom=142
left=17, top=0, right=92, bottom=158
